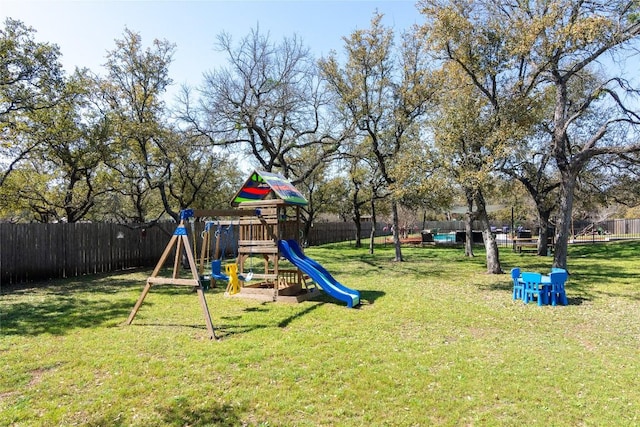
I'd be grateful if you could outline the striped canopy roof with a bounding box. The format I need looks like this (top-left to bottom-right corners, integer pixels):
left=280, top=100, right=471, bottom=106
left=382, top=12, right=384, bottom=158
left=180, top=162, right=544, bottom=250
left=231, top=170, right=308, bottom=206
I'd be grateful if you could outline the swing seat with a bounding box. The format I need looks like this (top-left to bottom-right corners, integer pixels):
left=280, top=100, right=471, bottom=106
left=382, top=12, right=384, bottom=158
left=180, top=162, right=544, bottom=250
left=238, top=272, right=253, bottom=282
left=211, top=260, right=229, bottom=281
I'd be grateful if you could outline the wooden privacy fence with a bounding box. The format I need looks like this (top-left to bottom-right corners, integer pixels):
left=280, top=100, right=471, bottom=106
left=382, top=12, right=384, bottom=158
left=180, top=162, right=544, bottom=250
left=573, top=218, right=640, bottom=236
left=4, top=218, right=640, bottom=286
left=1, top=220, right=381, bottom=286
left=0, top=222, right=174, bottom=285
left=306, top=221, right=385, bottom=246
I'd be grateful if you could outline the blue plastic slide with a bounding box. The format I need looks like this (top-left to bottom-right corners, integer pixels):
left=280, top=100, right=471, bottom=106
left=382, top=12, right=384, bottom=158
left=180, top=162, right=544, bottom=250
left=278, top=240, right=360, bottom=308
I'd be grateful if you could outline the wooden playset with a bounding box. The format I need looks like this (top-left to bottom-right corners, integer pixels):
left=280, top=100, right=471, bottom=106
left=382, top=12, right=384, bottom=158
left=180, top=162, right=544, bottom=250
left=125, top=170, right=320, bottom=338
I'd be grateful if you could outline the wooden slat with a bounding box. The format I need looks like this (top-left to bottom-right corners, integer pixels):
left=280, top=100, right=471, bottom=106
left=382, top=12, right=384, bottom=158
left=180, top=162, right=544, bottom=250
left=260, top=218, right=280, bottom=225
left=239, top=217, right=278, bottom=224
left=238, top=199, right=285, bottom=208
left=243, top=273, right=278, bottom=280
left=255, top=207, right=278, bottom=216
left=147, top=277, right=200, bottom=287
left=238, top=240, right=276, bottom=246
left=238, top=246, right=279, bottom=254
left=190, top=208, right=259, bottom=218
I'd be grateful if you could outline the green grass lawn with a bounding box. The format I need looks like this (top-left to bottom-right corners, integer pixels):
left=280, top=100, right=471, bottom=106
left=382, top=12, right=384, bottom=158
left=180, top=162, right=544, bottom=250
left=2, top=241, right=640, bottom=426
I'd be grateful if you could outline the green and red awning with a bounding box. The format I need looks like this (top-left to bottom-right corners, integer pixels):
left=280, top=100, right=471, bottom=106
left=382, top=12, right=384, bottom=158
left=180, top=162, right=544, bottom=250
left=231, top=170, right=308, bottom=206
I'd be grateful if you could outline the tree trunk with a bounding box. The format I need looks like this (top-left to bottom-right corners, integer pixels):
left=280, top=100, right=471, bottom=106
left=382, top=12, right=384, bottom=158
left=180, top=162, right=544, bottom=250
left=391, top=200, right=403, bottom=262
left=476, top=190, right=502, bottom=274
left=303, top=218, right=313, bottom=244
left=464, top=212, right=474, bottom=257
left=536, top=208, right=553, bottom=257
left=480, top=218, right=502, bottom=274
left=551, top=78, right=574, bottom=271
left=353, top=203, right=362, bottom=249
left=158, top=182, right=180, bottom=222
left=464, top=190, right=475, bottom=257
left=369, top=198, right=377, bottom=255
left=553, top=172, right=576, bottom=270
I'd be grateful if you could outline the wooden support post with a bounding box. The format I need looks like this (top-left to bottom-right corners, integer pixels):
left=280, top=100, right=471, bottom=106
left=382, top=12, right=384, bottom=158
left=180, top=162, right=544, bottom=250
left=172, top=232, right=183, bottom=279
left=197, top=287, right=215, bottom=337
left=198, top=228, right=209, bottom=277
left=125, top=280, right=152, bottom=326
left=125, top=220, right=217, bottom=339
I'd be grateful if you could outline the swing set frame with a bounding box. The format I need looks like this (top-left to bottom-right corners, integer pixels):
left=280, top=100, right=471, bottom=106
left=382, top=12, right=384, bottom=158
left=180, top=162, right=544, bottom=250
left=124, top=208, right=259, bottom=339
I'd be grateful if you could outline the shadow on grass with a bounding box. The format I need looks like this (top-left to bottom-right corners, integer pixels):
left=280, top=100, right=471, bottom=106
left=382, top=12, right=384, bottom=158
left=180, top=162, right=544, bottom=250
left=1, top=271, right=145, bottom=336
left=1, top=295, right=134, bottom=336
left=213, top=299, right=326, bottom=339
left=278, top=302, right=324, bottom=327
left=1, top=268, right=144, bottom=295
left=357, top=257, right=385, bottom=268
left=158, top=397, right=245, bottom=427
left=295, top=288, right=385, bottom=307
left=358, top=290, right=385, bottom=306
left=213, top=322, right=267, bottom=339
left=480, top=281, right=512, bottom=293
left=567, top=241, right=640, bottom=301
left=569, top=240, right=640, bottom=259
left=214, top=289, right=384, bottom=338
